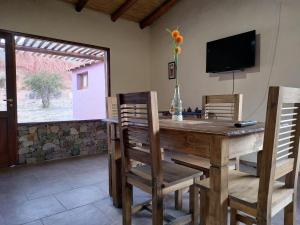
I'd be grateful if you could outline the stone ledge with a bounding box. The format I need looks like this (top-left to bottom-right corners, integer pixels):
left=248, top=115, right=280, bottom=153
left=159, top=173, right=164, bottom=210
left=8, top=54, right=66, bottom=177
left=18, top=119, right=103, bottom=126
left=18, top=120, right=108, bottom=165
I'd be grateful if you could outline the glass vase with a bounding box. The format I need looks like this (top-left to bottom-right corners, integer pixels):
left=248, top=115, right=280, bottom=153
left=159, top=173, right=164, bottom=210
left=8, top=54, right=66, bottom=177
left=170, top=84, right=183, bottom=121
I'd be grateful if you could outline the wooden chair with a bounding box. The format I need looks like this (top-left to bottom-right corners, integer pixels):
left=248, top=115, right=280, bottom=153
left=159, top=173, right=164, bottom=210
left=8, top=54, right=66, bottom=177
left=106, top=96, right=118, bottom=197
left=171, top=94, right=243, bottom=209
left=117, top=91, right=202, bottom=225
left=198, top=86, right=300, bottom=225
left=202, top=94, right=243, bottom=121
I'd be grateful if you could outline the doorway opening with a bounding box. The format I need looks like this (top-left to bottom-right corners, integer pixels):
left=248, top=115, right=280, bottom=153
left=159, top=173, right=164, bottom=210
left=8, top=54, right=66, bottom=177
left=0, top=30, right=110, bottom=166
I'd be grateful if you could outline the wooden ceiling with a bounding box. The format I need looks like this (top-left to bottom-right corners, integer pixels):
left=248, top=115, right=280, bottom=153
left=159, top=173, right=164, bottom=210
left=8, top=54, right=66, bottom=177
left=61, top=0, right=180, bottom=29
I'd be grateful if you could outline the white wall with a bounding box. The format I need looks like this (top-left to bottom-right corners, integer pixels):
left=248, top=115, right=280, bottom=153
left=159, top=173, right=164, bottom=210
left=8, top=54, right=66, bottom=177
left=150, top=0, right=300, bottom=122
left=72, top=63, right=106, bottom=120
left=0, top=0, right=151, bottom=95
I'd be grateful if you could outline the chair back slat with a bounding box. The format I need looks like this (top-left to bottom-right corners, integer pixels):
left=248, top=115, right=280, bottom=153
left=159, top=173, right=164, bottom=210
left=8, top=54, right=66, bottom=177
left=106, top=96, right=118, bottom=118
left=258, top=86, right=300, bottom=219
left=202, top=94, right=243, bottom=120
left=117, top=91, right=162, bottom=185
left=275, top=103, right=299, bottom=162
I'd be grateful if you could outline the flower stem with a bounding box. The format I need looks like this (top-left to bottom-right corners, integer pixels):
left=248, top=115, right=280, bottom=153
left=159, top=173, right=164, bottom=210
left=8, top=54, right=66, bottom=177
left=175, top=53, right=178, bottom=86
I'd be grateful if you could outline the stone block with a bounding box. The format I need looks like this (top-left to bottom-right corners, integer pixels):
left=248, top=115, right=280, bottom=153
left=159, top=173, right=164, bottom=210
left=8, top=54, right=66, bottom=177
left=71, top=144, right=80, bottom=156
left=18, top=154, right=26, bottom=164
left=70, top=128, right=78, bottom=135
left=26, top=158, right=37, bottom=164
left=29, top=126, right=37, bottom=134
left=22, top=141, right=34, bottom=148
left=50, top=126, right=59, bottom=133
left=80, top=125, right=87, bottom=133
left=27, top=133, right=36, bottom=142
left=19, top=147, right=31, bottom=154
left=42, top=143, right=58, bottom=151
left=38, top=127, right=47, bottom=138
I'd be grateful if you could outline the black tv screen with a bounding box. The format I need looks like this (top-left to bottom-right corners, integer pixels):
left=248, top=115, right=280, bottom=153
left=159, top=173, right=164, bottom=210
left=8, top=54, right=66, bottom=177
left=206, top=30, right=256, bottom=73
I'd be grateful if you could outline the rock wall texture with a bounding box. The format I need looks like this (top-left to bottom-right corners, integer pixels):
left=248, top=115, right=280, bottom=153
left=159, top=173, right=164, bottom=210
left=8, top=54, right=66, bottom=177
left=18, top=120, right=107, bottom=164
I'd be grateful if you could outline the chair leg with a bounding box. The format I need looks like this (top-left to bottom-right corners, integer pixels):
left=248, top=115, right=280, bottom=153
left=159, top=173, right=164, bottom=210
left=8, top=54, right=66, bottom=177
left=199, top=188, right=209, bottom=225
left=122, top=178, right=133, bottom=225
left=235, top=157, right=240, bottom=171
left=257, top=213, right=271, bottom=225
left=152, top=187, right=164, bottom=225
left=189, top=182, right=200, bottom=225
left=284, top=201, right=295, bottom=225
left=230, top=208, right=238, bottom=225
left=175, top=190, right=183, bottom=210
left=256, top=151, right=262, bottom=177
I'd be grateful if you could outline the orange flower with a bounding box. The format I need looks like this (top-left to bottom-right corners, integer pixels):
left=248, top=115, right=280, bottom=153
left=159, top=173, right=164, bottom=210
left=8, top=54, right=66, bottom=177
left=175, top=46, right=182, bottom=54
left=171, top=30, right=180, bottom=39
left=175, top=35, right=184, bottom=44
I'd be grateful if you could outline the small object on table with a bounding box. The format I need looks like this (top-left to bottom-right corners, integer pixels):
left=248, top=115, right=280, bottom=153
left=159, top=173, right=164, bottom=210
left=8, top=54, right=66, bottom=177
left=195, top=107, right=202, bottom=118
left=234, top=120, right=257, bottom=127
left=187, top=107, right=192, bottom=112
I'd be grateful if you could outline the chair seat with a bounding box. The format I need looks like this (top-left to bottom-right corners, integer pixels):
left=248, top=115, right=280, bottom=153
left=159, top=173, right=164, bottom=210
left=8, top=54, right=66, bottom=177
left=197, top=170, right=294, bottom=216
left=129, top=160, right=203, bottom=194
left=171, top=154, right=236, bottom=174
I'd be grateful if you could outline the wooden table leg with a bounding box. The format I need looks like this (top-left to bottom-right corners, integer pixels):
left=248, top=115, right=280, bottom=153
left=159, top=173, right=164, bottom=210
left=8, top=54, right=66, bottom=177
left=110, top=124, right=122, bottom=208
left=208, top=136, right=229, bottom=225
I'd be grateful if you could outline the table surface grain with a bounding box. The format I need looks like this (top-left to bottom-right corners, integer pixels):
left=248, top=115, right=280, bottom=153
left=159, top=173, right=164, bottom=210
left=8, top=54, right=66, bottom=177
left=102, top=118, right=264, bottom=137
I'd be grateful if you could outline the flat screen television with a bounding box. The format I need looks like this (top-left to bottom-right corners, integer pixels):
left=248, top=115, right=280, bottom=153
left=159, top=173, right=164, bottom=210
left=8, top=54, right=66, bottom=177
left=206, top=30, right=256, bottom=73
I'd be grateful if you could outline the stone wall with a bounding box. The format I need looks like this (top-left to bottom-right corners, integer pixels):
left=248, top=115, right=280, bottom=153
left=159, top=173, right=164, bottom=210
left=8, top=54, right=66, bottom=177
left=18, top=120, right=107, bottom=164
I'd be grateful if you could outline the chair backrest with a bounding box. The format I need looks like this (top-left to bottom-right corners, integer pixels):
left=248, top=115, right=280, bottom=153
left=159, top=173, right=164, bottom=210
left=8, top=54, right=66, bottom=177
left=106, top=96, right=118, bottom=118
left=202, top=94, right=243, bottom=120
left=258, top=86, right=300, bottom=219
left=117, top=91, right=162, bottom=185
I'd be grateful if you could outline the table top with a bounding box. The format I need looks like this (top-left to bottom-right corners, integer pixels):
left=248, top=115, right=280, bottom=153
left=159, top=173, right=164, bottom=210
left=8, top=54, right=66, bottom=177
left=103, top=118, right=264, bottom=137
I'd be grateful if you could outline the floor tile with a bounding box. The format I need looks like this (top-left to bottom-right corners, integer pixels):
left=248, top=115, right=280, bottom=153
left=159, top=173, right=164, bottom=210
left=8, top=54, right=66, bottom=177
left=65, top=170, right=107, bottom=189
left=54, top=185, right=107, bottom=209
left=93, top=198, right=122, bottom=224
left=0, top=196, right=65, bottom=225
left=0, top=154, right=298, bottom=225
left=25, top=179, right=73, bottom=200
left=0, top=191, right=28, bottom=207
left=23, top=220, right=43, bottom=225
left=0, top=213, right=6, bottom=225
left=0, top=174, right=39, bottom=192
left=42, top=204, right=111, bottom=225
left=33, top=165, right=69, bottom=181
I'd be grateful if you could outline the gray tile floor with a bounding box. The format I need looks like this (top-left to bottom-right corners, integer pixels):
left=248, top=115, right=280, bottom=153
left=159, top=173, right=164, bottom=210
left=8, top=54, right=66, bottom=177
left=0, top=154, right=299, bottom=225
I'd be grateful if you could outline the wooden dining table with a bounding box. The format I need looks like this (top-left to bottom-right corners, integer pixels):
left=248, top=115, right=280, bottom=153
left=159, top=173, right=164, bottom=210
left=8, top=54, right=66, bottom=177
left=104, top=118, right=264, bottom=225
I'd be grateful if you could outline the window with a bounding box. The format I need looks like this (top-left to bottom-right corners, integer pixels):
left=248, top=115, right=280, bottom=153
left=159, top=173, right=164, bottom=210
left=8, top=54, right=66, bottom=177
left=77, top=72, right=88, bottom=90
left=15, top=35, right=108, bottom=123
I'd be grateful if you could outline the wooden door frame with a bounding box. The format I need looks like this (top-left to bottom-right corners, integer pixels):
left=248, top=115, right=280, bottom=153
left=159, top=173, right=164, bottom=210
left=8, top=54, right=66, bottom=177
left=0, top=31, right=18, bottom=166
left=0, top=29, right=111, bottom=166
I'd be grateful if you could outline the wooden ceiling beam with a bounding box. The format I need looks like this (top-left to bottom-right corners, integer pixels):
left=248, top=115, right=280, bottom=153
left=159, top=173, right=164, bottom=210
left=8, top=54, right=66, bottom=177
left=111, top=0, right=138, bottom=22
left=75, top=0, right=89, bottom=12
left=139, top=0, right=180, bottom=29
